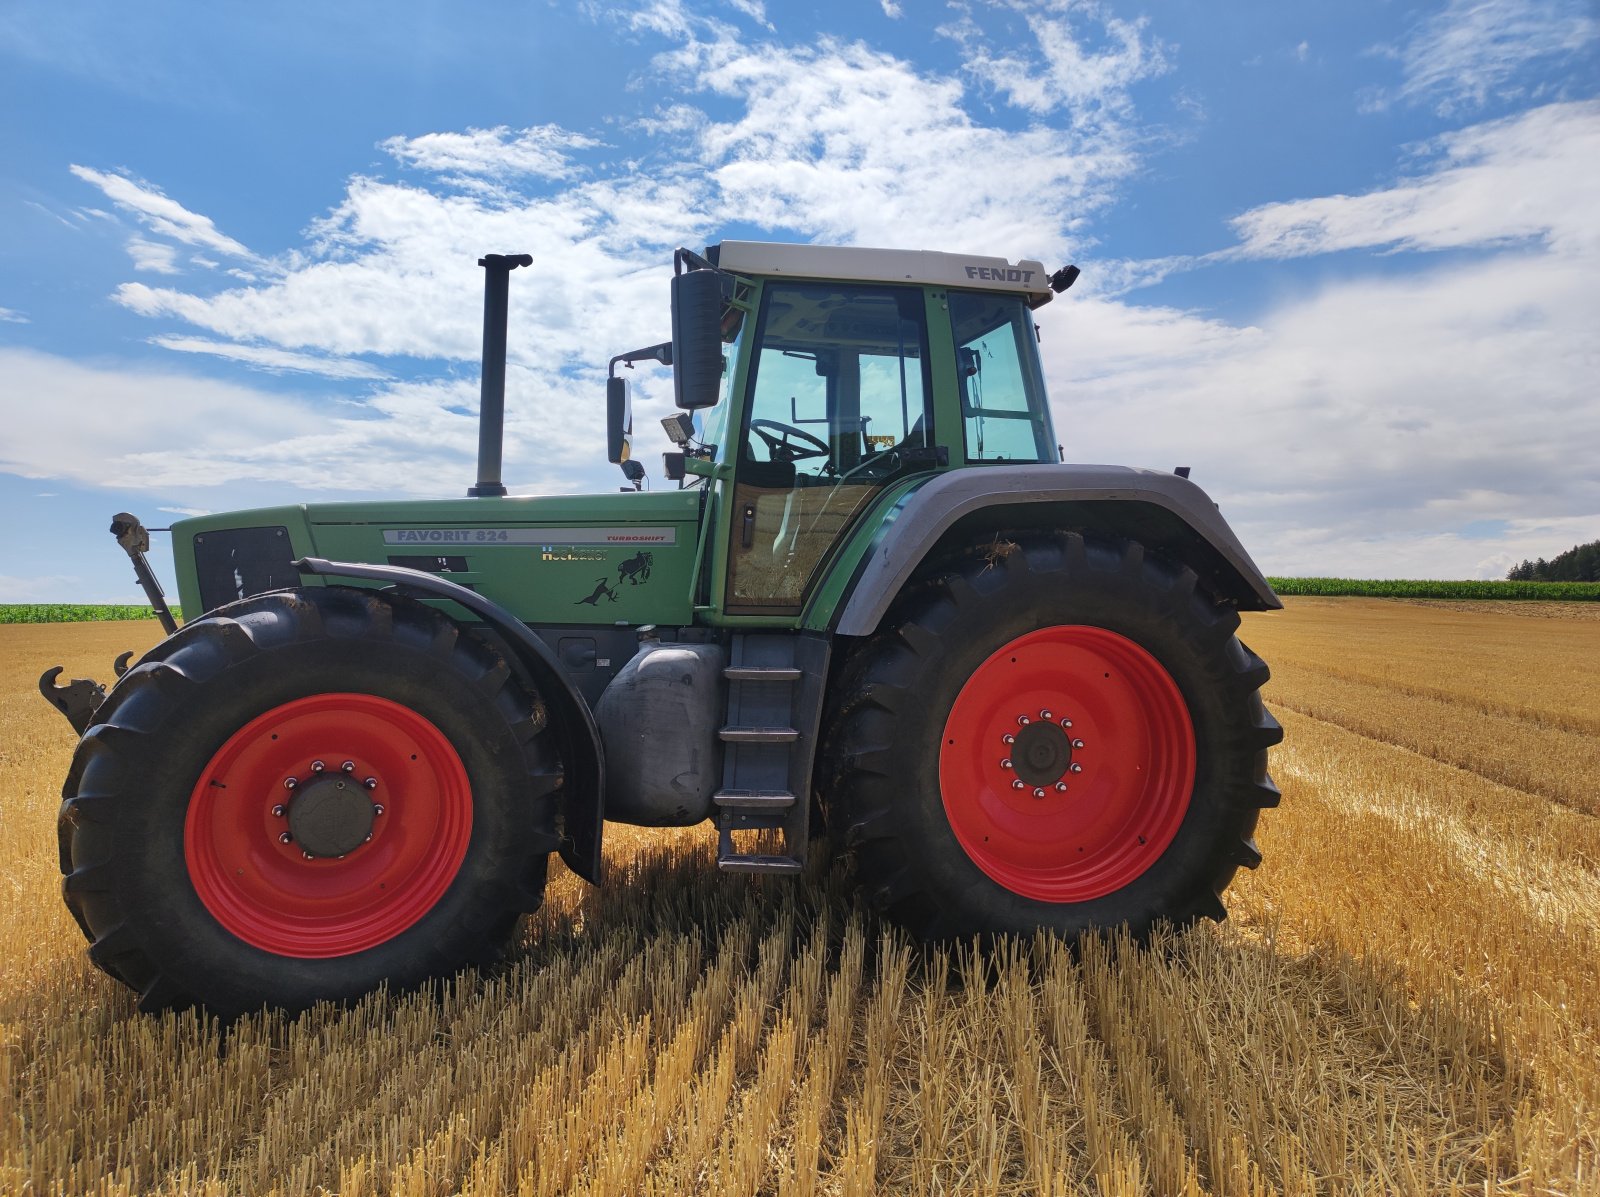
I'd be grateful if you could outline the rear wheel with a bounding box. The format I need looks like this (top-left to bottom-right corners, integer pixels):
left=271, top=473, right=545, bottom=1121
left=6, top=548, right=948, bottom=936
left=822, top=533, right=1282, bottom=940
left=58, top=587, right=561, bottom=1016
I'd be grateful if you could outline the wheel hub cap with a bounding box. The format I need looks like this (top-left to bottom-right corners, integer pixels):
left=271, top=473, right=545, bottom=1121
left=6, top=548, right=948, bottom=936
left=286, top=774, right=376, bottom=858
left=1010, top=719, right=1073, bottom=786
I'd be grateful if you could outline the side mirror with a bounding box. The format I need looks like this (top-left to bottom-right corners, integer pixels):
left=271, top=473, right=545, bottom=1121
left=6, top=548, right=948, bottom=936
left=671, top=268, right=723, bottom=411
left=607, top=376, right=632, bottom=463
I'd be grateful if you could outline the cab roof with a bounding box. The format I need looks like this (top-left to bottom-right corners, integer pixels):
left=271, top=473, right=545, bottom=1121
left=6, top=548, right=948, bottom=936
left=709, top=240, right=1054, bottom=307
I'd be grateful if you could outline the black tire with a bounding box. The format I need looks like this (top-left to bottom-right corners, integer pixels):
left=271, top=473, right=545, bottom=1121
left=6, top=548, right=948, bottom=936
left=820, top=533, right=1282, bottom=940
left=58, top=587, right=561, bottom=1016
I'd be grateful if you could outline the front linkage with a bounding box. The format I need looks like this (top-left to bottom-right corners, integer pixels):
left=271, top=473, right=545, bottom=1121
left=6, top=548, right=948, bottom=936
left=39, top=513, right=175, bottom=734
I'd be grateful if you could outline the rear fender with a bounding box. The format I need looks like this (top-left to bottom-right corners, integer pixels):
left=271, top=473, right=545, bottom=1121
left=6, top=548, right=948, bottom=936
left=832, top=464, right=1281, bottom=636
left=294, top=557, right=604, bottom=883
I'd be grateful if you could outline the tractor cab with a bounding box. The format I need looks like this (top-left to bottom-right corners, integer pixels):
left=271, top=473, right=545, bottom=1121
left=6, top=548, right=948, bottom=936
left=611, top=242, right=1073, bottom=615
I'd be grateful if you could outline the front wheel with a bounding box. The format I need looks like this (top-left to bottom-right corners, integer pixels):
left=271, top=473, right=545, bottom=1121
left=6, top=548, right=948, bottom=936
left=821, top=533, right=1283, bottom=940
left=58, top=587, right=561, bottom=1016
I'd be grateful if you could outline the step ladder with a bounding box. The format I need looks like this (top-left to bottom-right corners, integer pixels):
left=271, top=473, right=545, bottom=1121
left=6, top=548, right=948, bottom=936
left=715, top=632, right=829, bottom=875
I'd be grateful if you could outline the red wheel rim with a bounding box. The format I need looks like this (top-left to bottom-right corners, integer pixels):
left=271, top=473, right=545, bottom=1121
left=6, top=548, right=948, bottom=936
left=184, top=693, right=473, bottom=957
left=938, top=626, right=1196, bottom=902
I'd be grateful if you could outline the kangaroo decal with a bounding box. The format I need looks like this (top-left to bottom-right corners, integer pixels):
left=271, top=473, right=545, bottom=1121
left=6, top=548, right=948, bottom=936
left=576, top=576, right=619, bottom=606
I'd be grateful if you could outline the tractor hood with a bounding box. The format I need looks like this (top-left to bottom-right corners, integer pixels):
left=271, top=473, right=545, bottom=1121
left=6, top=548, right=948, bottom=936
left=170, top=490, right=702, bottom=627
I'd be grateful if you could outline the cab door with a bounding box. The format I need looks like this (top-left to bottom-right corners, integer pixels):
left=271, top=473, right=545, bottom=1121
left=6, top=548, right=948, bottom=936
left=725, top=282, right=932, bottom=614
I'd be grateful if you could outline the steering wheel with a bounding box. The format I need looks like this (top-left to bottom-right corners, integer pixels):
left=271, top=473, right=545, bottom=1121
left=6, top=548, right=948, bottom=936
left=749, top=418, right=830, bottom=464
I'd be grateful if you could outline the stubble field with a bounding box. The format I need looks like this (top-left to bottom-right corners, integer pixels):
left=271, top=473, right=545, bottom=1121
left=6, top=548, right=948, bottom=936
left=2, top=598, right=1596, bottom=1196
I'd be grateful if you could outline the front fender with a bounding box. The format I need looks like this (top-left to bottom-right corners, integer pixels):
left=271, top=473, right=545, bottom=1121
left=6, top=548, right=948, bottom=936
left=832, top=464, right=1281, bottom=636
left=294, top=557, right=604, bottom=883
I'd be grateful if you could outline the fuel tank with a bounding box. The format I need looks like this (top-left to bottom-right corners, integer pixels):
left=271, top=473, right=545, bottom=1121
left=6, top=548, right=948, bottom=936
left=594, top=638, right=726, bottom=826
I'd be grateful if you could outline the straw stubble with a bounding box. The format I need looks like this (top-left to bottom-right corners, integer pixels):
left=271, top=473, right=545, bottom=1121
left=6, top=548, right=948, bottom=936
left=2, top=601, right=1595, bottom=1195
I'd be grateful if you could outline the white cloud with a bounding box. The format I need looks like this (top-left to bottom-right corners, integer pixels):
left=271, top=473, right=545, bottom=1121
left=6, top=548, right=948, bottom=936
left=0, top=573, right=86, bottom=603
left=96, top=15, right=1143, bottom=372
left=1379, top=0, right=1599, bottom=116
left=681, top=37, right=1134, bottom=255
left=127, top=238, right=180, bottom=274
left=0, top=307, right=28, bottom=324
left=942, top=0, right=1167, bottom=122
left=1052, top=101, right=1600, bottom=578
left=69, top=165, right=257, bottom=261
left=157, top=506, right=211, bottom=518
left=0, top=347, right=324, bottom=489
left=1052, top=265, right=1597, bottom=579
left=1226, top=101, right=1600, bottom=261
left=880, top=0, right=902, bottom=16
left=113, top=174, right=697, bottom=364
left=151, top=336, right=391, bottom=380
left=0, top=347, right=617, bottom=499
left=722, top=0, right=770, bottom=29
left=381, top=125, right=600, bottom=189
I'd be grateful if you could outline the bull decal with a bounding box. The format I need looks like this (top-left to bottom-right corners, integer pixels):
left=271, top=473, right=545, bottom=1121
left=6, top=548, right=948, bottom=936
left=618, top=551, right=653, bottom=585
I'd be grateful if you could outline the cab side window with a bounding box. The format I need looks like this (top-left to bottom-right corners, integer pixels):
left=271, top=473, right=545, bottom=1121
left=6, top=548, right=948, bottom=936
left=951, top=291, right=1055, bottom=463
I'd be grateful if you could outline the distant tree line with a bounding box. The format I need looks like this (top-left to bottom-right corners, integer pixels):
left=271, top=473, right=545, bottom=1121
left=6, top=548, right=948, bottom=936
left=1506, top=539, right=1600, bottom=582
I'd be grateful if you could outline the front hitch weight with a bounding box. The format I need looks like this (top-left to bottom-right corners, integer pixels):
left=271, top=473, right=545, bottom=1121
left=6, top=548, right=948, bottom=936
left=39, top=667, right=107, bottom=736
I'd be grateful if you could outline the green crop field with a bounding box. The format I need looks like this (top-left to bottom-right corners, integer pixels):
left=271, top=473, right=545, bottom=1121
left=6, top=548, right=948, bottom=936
left=0, top=604, right=183, bottom=624
left=1266, top=577, right=1600, bottom=600
left=8, top=580, right=1597, bottom=625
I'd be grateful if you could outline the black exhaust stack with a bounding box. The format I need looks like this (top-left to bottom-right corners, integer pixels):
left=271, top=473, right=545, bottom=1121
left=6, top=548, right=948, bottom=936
left=468, top=253, right=532, bottom=497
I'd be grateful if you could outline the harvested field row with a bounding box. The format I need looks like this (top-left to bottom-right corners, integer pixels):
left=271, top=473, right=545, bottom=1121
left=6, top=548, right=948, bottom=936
left=3, top=606, right=1597, bottom=1194
left=1249, top=597, right=1600, bottom=727
left=1264, top=660, right=1600, bottom=815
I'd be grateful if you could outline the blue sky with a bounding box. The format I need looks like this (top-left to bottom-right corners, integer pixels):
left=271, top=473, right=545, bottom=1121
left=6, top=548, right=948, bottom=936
left=2, top=0, right=1596, bottom=601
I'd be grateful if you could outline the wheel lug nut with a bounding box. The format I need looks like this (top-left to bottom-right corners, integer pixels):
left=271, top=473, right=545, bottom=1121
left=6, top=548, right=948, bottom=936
left=364, top=777, right=378, bottom=790
left=1070, top=763, right=1083, bottom=773
left=1002, top=733, right=1015, bottom=745
left=1072, top=739, right=1085, bottom=749
left=1055, top=782, right=1068, bottom=793
left=364, top=834, right=373, bottom=844
left=373, top=804, right=385, bottom=816
left=1032, top=787, right=1045, bottom=799
left=279, top=832, right=292, bottom=844
left=302, top=851, right=314, bottom=861
left=283, top=777, right=297, bottom=790
left=271, top=804, right=286, bottom=818
left=311, top=760, right=325, bottom=773
left=1039, top=710, right=1052, bottom=721
left=341, top=760, right=355, bottom=773
left=1061, top=719, right=1072, bottom=728
left=1000, top=758, right=1013, bottom=770
left=1017, top=715, right=1030, bottom=726
left=1011, top=779, right=1025, bottom=790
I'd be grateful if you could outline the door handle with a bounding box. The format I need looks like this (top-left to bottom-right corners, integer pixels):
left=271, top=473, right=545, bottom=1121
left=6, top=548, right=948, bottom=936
left=741, top=502, right=756, bottom=549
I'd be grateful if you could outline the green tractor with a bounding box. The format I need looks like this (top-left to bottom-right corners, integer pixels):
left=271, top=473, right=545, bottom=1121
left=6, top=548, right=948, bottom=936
left=42, top=242, right=1283, bottom=1016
